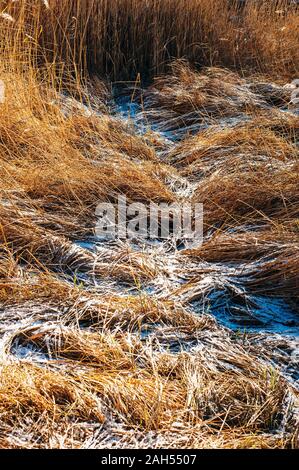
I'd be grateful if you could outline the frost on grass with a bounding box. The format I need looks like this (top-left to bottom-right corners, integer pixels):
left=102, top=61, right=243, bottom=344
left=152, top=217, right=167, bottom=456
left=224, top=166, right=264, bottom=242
left=0, top=48, right=298, bottom=450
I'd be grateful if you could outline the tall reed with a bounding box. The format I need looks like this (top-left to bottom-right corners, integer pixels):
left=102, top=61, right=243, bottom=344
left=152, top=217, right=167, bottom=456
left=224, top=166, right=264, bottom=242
left=0, top=0, right=298, bottom=82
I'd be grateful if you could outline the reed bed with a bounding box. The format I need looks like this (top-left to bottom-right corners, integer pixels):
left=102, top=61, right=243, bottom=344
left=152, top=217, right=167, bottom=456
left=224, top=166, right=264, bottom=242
left=1, top=0, right=298, bottom=81
left=0, top=0, right=298, bottom=450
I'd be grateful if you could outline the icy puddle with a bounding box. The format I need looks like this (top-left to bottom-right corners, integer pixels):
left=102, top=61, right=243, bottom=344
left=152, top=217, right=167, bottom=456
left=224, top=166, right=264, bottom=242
left=205, top=292, right=299, bottom=336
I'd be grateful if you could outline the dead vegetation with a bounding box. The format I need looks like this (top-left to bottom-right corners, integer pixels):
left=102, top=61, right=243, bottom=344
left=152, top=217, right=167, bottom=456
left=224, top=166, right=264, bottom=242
left=0, top=321, right=296, bottom=447
left=0, top=0, right=298, bottom=450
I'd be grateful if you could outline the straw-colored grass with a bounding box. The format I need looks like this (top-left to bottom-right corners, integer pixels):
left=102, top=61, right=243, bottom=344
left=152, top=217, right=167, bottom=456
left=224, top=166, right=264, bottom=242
left=1, top=0, right=298, bottom=80
left=1, top=322, right=295, bottom=446
left=0, top=0, right=298, bottom=450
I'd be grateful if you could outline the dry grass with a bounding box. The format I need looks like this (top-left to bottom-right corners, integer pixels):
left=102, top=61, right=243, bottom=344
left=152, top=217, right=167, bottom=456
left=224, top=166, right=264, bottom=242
left=142, top=63, right=267, bottom=132
left=183, top=229, right=299, bottom=263
left=1, top=322, right=296, bottom=446
left=0, top=0, right=298, bottom=451
left=167, top=123, right=298, bottom=174
left=0, top=364, right=105, bottom=436
left=192, top=162, right=299, bottom=229
left=1, top=0, right=298, bottom=81
left=183, top=230, right=299, bottom=297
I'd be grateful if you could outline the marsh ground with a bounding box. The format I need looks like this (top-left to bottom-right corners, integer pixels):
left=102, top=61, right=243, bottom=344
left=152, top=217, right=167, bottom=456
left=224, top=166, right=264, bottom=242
left=0, top=0, right=298, bottom=449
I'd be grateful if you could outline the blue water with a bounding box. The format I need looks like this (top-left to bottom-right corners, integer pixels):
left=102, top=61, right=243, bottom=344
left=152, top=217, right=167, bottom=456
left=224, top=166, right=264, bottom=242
left=202, top=291, right=299, bottom=337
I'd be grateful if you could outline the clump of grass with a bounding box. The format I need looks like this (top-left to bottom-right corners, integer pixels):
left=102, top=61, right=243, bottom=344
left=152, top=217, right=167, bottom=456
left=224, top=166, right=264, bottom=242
left=183, top=229, right=299, bottom=264
left=242, top=247, right=299, bottom=297
left=182, top=228, right=299, bottom=298
left=0, top=203, right=162, bottom=284
left=69, top=114, right=159, bottom=162
left=0, top=363, right=105, bottom=433
left=167, top=123, right=297, bottom=177
left=8, top=325, right=140, bottom=369
left=142, top=62, right=267, bottom=132
left=192, top=162, right=299, bottom=231
left=249, top=109, right=299, bottom=144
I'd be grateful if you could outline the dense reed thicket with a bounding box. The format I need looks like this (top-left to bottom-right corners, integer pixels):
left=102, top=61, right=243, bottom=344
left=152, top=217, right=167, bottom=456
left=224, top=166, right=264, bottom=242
left=0, top=0, right=299, bottom=82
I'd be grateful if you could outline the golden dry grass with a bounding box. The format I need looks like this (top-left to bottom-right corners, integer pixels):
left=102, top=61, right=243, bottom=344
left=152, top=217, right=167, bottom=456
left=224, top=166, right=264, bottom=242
left=1, top=321, right=296, bottom=446
left=0, top=0, right=298, bottom=450
left=1, top=0, right=298, bottom=80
